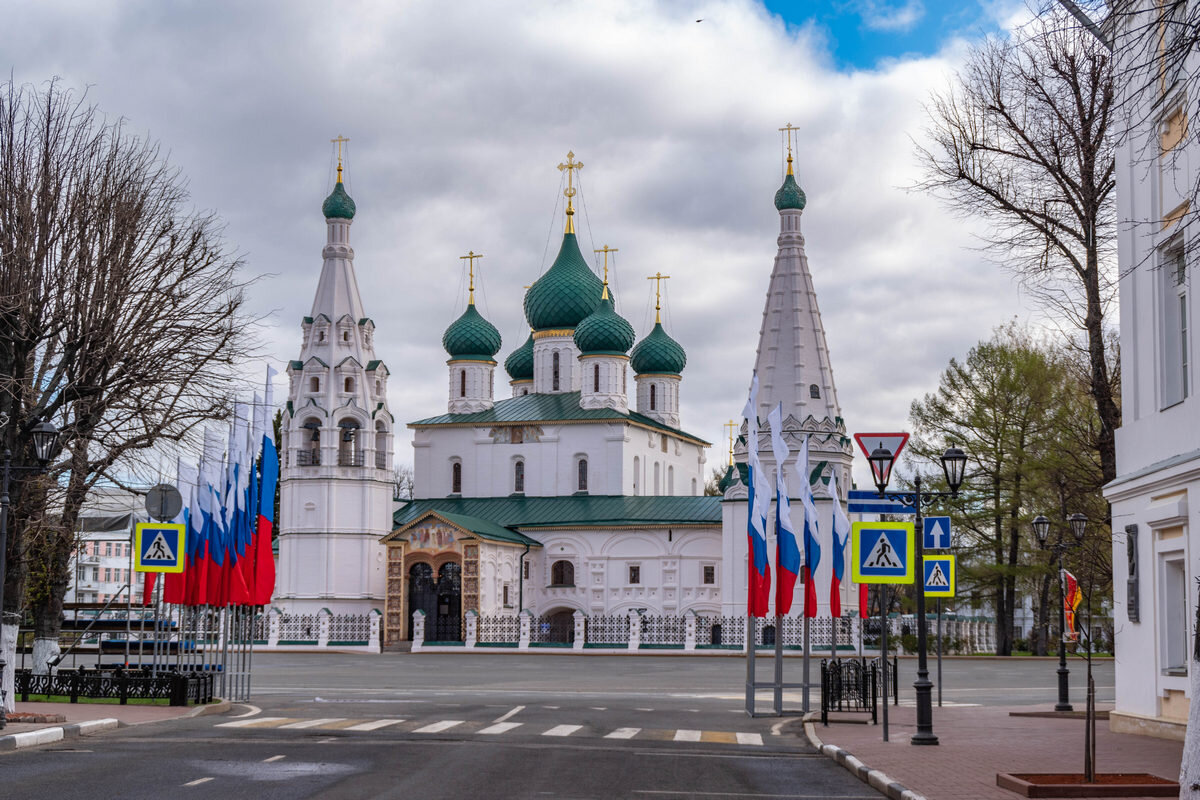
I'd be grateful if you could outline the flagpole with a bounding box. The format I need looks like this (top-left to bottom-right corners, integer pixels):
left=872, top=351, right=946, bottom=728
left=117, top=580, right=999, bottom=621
left=802, top=609, right=810, bottom=713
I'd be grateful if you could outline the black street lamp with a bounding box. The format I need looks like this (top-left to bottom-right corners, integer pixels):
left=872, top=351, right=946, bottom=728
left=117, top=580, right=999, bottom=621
left=1034, top=512, right=1086, bottom=712
left=870, top=444, right=967, bottom=746
left=0, top=416, right=61, bottom=729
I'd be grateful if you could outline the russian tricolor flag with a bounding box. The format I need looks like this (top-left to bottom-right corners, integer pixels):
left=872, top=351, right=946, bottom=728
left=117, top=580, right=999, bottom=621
left=797, top=436, right=822, bottom=618
left=768, top=405, right=801, bottom=615
left=828, top=472, right=852, bottom=617
left=743, top=375, right=771, bottom=618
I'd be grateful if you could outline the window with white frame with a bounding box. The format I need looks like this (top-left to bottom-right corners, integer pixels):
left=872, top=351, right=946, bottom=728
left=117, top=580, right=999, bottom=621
left=1161, top=244, right=1189, bottom=407
left=702, top=564, right=716, bottom=585
left=1161, top=554, right=1189, bottom=673
left=628, top=564, right=641, bottom=584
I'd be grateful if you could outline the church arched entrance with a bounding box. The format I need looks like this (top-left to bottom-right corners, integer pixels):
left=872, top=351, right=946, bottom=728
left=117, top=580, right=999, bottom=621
left=433, top=562, right=462, bottom=641
left=407, top=562, right=436, bottom=640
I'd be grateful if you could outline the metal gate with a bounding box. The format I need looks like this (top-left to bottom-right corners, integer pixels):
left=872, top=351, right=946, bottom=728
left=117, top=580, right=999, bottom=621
left=431, top=562, right=462, bottom=642
left=408, top=563, right=437, bottom=640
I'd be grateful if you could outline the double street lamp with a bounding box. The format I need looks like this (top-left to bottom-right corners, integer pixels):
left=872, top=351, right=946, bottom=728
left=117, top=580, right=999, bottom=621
left=868, top=443, right=968, bottom=746
left=1032, top=512, right=1087, bottom=712
left=0, top=418, right=61, bottom=729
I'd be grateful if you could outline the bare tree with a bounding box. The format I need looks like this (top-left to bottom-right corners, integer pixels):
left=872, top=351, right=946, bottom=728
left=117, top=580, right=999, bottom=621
left=915, top=5, right=1119, bottom=484
left=0, top=78, right=253, bottom=676
left=392, top=464, right=414, bottom=501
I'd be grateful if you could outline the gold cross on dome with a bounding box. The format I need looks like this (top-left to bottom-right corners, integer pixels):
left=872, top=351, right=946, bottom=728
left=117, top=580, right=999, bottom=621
left=777, top=122, right=798, bottom=175
left=647, top=272, right=670, bottom=323
left=557, top=151, right=584, bottom=233
left=724, top=419, right=738, bottom=466
left=594, top=245, right=618, bottom=298
left=460, top=251, right=483, bottom=303
left=331, top=134, right=350, bottom=182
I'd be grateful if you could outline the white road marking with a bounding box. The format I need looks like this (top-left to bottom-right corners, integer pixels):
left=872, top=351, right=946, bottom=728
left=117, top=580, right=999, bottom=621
left=262, top=755, right=286, bottom=763
left=477, top=722, right=523, bottom=735
left=493, top=705, right=525, bottom=723
left=673, top=729, right=702, bottom=742
left=736, top=732, right=763, bottom=746
left=590, top=706, right=607, bottom=711
left=183, top=778, right=214, bottom=787
left=279, top=718, right=345, bottom=729
left=343, top=719, right=405, bottom=731
left=541, top=705, right=560, bottom=709
left=605, top=727, right=641, bottom=739
left=412, top=720, right=464, bottom=733
left=216, top=716, right=289, bottom=728
left=542, top=724, right=583, bottom=737
left=316, top=737, right=338, bottom=743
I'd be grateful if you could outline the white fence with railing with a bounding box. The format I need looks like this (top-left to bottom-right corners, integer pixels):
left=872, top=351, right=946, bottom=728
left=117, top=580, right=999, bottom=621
left=257, top=608, right=382, bottom=653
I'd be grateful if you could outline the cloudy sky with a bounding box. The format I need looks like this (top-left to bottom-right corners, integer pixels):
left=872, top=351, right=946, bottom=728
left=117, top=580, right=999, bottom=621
left=4, top=0, right=1038, bottom=487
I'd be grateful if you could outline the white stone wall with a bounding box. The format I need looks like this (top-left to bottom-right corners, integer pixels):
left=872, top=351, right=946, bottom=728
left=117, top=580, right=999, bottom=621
left=634, top=375, right=680, bottom=429
left=447, top=360, right=496, bottom=414
left=578, top=355, right=629, bottom=412
left=532, top=333, right=580, bottom=394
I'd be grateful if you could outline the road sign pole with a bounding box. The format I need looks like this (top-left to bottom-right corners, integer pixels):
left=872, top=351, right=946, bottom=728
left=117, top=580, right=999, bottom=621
left=880, top=584, right=889, bottom=742
left=936, top=599, right=943, bottom=707
left=911, top=474, right=938, bottom=745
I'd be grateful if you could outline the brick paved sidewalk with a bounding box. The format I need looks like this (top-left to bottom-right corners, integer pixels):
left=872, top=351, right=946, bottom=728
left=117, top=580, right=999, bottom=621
left=2, top=700, right=200, bottom=737
left=811, top=704, right=1183, bottom=800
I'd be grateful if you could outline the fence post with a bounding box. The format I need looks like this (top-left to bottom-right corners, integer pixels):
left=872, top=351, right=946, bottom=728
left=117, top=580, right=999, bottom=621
left=518, top=610, right=532, bottom=651
left=572, top=611, right=585, bottom=651
left=118, top=668, right=128, bottom=705
left=627, top=609, right=641, bottom=651
left=367, top=609, right=382, bottom=654
left=268, top=607, right=281, bottom=648
left=70, top=670, right=79, bottom=703
left=684, top=610, right=697, bottom=651
left=465, top=610, right=478, bottom=649
left=411, top=610, right=425, bottom=653
left=318, top=608, right=332, bottom=648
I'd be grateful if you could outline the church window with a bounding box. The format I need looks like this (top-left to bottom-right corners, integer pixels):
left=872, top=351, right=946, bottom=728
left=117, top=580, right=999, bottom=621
left=594, top=364, right=600, bottom=393
left=551, top=560, right=574, bottom=587
left=514, top=460, right=525, bottom=493
left=810, top=384, right=820, bottom=399
left=668, top=466, right=674, bottom=495
left=309, top=377, right=320, bottom=393
left=460, top=370, right=467, bottom=398
left=577, top=459, right=588, bottom=492
left=342, top=330, right=349, bottom=342
left=628, top=565, right=641, bottom=585
left=374, top=423, right=387, bottom=470
left=375, top=379, right=381, bottom=395
left=703, top=565, right=716, bottom=585
left=622, top=368, right=626, bottom=394
left=523, top=560, right=530, bottom=580
left=319, top=330, right=326, bottom=343
left=338, top=420, right=361, bottom=466
left=552, top=352, right=561, bottom=391
left=451, top=461, right=462, bottom=494
left=503, top=584, right=511, bottom=606
left=649, top=384, right=656, bottom=410
left=632, top=456, right=640, bottom=495
left=1161, top=245, right=1189, bottom=407
left=344, top=377, right=354, bottom=393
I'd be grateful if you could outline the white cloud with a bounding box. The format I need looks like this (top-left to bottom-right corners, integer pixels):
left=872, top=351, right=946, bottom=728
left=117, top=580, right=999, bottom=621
left=2, top=0, right=1031, bottom=488
left=855, top=0, right=926, bottom=32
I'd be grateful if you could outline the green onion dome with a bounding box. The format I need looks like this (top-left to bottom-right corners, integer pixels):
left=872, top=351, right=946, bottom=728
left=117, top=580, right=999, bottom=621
left=504, top=332, right=534, bottom=381
left=443, top=302, right=502, bottom=362
left=524, top=233, right=605, bottom=331
left=774, top=172, right=806, bottom=212
left=322, top=181, right=357, bottom=219
left=630, top=322, right=686, bottom=375
left=574, top=293, right=635, bottom=356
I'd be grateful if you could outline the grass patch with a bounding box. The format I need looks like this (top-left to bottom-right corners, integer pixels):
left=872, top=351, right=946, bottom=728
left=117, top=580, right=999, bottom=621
left=20, top=694, right=170, bottom=706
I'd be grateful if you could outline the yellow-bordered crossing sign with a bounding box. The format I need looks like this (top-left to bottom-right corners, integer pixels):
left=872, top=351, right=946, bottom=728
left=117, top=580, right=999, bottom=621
left=134, top=522, right=185, bottom=573
left=851, top=521, right=915, bottom=584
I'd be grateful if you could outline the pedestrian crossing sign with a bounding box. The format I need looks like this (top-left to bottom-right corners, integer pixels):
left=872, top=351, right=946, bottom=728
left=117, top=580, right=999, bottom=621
left=923, top=555, right=956, bottom=598
left=134, top=522, right=185, bottom=573
left=851, top=522, right=914, bottom=584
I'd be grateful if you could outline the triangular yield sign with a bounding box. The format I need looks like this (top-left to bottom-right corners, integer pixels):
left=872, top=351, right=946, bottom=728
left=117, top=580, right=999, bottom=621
left=864, top=532, right=902, bottom=569
left=144, top=530, right=176, bottom=562
left=854, top=432, right=910, bottom=463
left=927, top=563, right=949, bottom=587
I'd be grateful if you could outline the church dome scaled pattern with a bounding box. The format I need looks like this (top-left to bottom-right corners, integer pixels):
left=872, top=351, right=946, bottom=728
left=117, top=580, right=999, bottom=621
left=322, top=181, right=357, bottom=219
left=504, top=332, right=534, bottom=380
left=774, top=173, right=806, bottom=211
left=631, top=322, right=686, bottom=375
left=524, top=233, right=604, bottom=330
left=443, top=303, right=502, bottom=362
left=574, top=294, right=635, bottom=356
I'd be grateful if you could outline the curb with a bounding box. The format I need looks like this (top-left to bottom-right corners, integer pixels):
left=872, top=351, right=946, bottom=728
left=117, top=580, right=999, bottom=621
left=803, top=714, right=926, bottom=800
left=0, top=717, right=120, bottom=753
left=185, top=698, right=232, bottom=718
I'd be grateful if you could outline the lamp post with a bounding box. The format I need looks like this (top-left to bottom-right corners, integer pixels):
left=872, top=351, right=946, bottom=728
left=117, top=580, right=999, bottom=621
left=1033, top=512, right=1087, bottom=712
left=0, top=417, right=61, bottom=729
left=868, top=443, right=967, bottom=746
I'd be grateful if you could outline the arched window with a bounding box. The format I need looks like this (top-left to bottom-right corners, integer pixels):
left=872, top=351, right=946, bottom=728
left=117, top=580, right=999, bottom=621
left=649, top=383, right=656, bottom=410
left=632, top=456, right=639, bottom=495
left=301, top=419, right=321, bottom=466
left=594, top=363, right=600, bottom=393
left=551, top=560, right=574, bottom=587
left=552, top=352, right=560, bottom=391
left=374, top=422, right=387, bottom=470
left=309, top=376, right=320, bottom=393
left=810, top=383, right=820, bottom=399
left=577, top=458, right=588, bottom=492
left=338, top=420, right=361, bottom=466
left=451, top=461, right=462, bottom=494
left=342, top=330, right=350, bottom=342
left=460, top=370, right=467, bottom=398
left=344, top=377, right=354, bottom=393
left=514, top=460, right=525, bottom=493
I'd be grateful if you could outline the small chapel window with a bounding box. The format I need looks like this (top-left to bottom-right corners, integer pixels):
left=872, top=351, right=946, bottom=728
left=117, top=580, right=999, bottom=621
left=451, top=462, right=462, bottom=494
left=551, top=560, right=574, bottom=587
left=594, top=364, right=600, bottom=393
left=552, top=352, right=561, bottom=391
left=514, top=460, right=525, bottom=494
left=577, top=459, right=588, bottom=492
left=344, top=377, right=354, bottom=393
left=628, top=565, right=641, bottom=585
left=649, top=384, right=656, bottom=410
left=309, top=377, right=320, bottom=393
left=703, top=565, right=716, bottom=585
left=460, top=370, right=467, bottom=398
left=342, top=330, right=349, bottom=342
left=810, top=384, right=820, bottom=399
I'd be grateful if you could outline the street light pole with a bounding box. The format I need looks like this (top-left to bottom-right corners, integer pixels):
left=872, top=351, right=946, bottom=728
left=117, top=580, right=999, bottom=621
left=1033, top=513, right=1086, bottom=713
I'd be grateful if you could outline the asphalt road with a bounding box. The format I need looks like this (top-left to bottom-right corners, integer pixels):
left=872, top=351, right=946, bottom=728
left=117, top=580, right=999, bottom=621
left=1, top=653, right=1113, bottom=799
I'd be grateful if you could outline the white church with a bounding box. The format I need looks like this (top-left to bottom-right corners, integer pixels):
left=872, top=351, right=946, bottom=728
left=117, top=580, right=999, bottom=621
left=274, top=141, right=859, bottom=646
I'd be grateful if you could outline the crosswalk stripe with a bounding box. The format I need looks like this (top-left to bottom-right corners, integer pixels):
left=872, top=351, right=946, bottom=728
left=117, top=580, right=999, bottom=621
left=412, top=720, right=464, bottom=734
left=701, top=731, right=738, bottom=744
left=343, top=719, right=405, bottom=732
left=736, top=732, right=764, bottom=746
left=216, top=717, right=294, bottom=728
left=279, top=718, right=345, bottom=729
left=604, top=727, right=641, bottom=740
left=673, top=729, right=702, bottom=742
left=477, top=722, right=522, bottom=735
left=542, top=724, right=583, bottom=737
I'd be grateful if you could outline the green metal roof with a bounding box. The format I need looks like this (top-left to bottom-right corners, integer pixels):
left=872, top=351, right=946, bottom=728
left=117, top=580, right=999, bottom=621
left=289, top=360, right=304, bottom=371
left=504, top=333, right=534, bottom=381
left=322, top=181, right=356, bottom=219
left=394, top=495, right=721, bottom=530
left=443, top=302, right=502, bottom=361
left=774, top=172, right=807, bottom=211
left=523, top=233, right=604, bottom=330
left=390, top=509, right=541, bottom=546
left=366, top=360, right=384, bottom=371
left=408, top=391, right=710, bottom=445
left=575, top=293, right=635, bottom=356
left=631, top=322, right=686, bottom=375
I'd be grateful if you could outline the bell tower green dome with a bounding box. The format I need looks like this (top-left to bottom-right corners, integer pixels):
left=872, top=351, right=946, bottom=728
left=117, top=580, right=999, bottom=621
left=574, top=293, right=635, bottom=356
left=774, top=156, right=806, bottom=211
left=524, top=233, right=604, bottom=331
left=443, top=302, right=502, bottom=362
left=322, top=181, right=357, bottom=220
left=504, top=332, right=534, bottom=380
left=631, top=322, right=686, bottom=375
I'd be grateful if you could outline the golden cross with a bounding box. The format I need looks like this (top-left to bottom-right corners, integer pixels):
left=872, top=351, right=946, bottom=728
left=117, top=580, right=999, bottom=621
left=647, top=272, right=670, bottom=323
left=724, top=419, right=738, bottom=466
left=594, top=245, right=618, bottom=299
left=460, top=251, right=483, bottom=303
left=331, top=134, right=350, bottom=182
left=557, top=151, right=584, bottom=233
left=777, top=122, right=798, bottom=175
